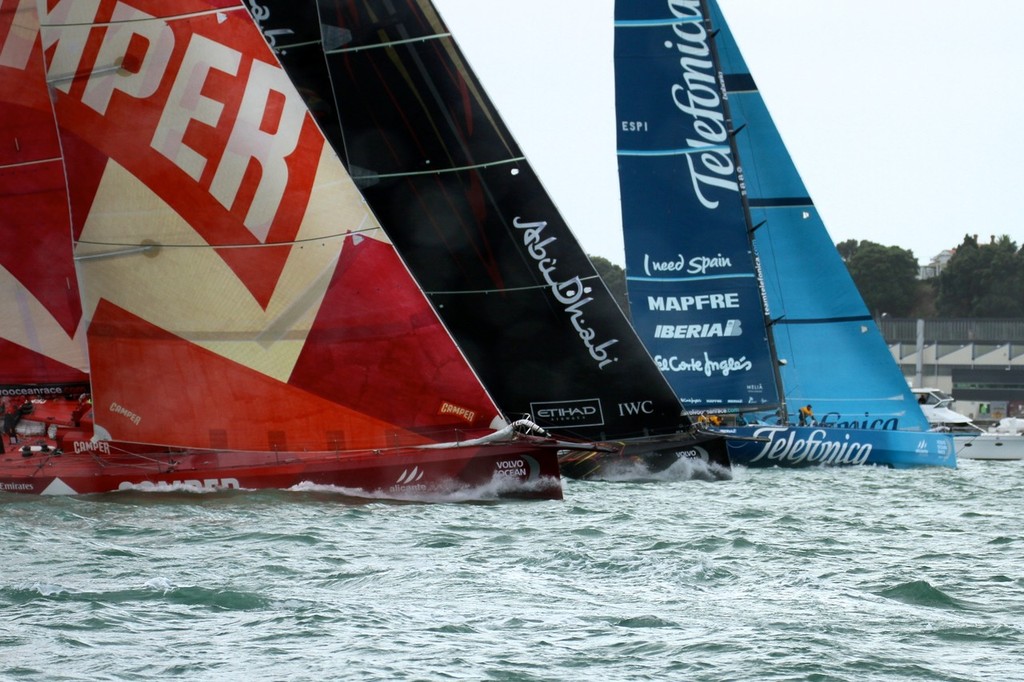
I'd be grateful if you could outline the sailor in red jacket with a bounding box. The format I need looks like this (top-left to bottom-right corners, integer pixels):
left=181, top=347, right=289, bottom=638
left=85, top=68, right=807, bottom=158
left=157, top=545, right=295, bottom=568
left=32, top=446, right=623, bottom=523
left=2, top=395, right=20, bottom=444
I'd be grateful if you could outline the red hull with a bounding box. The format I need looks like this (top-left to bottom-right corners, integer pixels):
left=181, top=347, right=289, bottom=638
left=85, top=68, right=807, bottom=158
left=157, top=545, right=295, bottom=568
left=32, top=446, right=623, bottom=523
left=1, top=400, right=563, bottom=500
left=0, top=441, right=563, bottom=499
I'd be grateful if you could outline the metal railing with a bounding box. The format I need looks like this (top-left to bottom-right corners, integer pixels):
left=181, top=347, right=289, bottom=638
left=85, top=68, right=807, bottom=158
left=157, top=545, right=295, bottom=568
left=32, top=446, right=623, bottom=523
left=878, top=318, right=1024, bottom=344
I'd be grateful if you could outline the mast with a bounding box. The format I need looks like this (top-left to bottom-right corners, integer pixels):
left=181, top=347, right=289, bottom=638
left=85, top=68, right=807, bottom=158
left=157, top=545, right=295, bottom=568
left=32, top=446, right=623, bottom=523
left=699, top=0, right=788, bottom=423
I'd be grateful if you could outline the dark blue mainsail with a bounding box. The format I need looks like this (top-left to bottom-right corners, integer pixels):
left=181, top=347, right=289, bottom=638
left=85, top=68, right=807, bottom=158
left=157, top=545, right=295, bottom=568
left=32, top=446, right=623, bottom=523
left=615, top=0, right=931, bottom=432
left=614, top=1, right=781, bottom=415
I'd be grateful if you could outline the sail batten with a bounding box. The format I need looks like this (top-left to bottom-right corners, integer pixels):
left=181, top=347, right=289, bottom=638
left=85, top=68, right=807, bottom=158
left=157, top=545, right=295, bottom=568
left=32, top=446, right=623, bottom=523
left=618, top=146, right=731, bottom=157
left=324, top=31, right=451, bottom=55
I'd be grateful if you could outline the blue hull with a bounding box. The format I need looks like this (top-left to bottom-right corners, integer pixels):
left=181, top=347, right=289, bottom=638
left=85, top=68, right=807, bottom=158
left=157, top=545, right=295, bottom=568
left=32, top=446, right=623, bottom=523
left=721, top=426, right=956, bottom=469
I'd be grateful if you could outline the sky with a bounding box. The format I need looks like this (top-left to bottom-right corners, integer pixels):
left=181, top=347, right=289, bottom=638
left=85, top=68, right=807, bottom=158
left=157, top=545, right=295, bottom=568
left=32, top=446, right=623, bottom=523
left=433, top=0, right=1024, bottom=266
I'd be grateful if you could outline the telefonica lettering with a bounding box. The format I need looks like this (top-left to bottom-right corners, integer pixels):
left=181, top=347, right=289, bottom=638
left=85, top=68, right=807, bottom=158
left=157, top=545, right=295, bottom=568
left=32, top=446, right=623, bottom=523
left=655, top=320, right=742, bottom=339
left=818, top=412, right=899, bottom=431
left=643, top=253, right=733, bottom=277
left=747, top=427, right=872, bottom=466
left=665, top=0, right=739, bottom=209
left=648, top=293, right=740, bottom=311
left=515, top=217, right=618, bottom=369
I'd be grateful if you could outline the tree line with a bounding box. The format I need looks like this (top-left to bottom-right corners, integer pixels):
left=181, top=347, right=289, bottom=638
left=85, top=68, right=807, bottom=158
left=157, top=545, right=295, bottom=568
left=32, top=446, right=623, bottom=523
left=839, top=234, right=1024, bottom=318
left=590, top=233, right=1024, bottom=320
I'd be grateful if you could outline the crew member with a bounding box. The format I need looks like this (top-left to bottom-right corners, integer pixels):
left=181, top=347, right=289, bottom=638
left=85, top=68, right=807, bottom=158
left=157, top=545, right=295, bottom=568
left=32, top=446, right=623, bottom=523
left=798, top=404, right=814, bottom=427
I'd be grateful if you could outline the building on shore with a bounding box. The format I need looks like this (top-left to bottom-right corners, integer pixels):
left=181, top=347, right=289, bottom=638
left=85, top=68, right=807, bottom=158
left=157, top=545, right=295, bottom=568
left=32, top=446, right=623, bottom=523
left=880, top=318, right=1024, bottom=424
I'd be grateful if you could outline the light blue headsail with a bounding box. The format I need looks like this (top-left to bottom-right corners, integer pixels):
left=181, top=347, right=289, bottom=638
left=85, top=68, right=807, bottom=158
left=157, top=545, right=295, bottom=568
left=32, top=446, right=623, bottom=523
left=704, top=0, right=930, bottom=431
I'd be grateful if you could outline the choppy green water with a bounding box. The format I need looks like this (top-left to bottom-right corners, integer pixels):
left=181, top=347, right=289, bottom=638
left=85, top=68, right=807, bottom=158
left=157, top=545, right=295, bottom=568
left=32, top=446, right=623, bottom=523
left=2, top=460, right=1022, bottom=681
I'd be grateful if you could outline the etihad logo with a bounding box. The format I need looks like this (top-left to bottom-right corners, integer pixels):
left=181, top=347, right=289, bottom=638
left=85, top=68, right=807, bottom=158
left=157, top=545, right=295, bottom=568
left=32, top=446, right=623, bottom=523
left=531, top=398, right=605, bottom=428
left=439, top=401, right=476, bottom=424
left=655, top=320, right=742, bottom=339
left=643, top=253, right=733, bottom=277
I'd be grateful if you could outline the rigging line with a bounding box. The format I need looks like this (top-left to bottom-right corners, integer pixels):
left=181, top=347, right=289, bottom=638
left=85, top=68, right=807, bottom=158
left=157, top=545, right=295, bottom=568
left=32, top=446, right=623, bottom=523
left=39, top=6, right=240, bottom=29
left=426, top=274, right=605, bottom=297
left=356, top=156, right=525, bottom=181
left=73, top=227, right=381, bottom=256
left=325, top=31, right=450, bottom=56
left=0, top=156, right=62, bottom=171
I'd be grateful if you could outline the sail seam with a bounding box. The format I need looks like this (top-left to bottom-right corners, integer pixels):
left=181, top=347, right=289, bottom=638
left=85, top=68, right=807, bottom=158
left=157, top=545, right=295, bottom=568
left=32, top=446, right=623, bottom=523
left=325, top=32, right=451, bottom=56
left=618, top=146, right=730, bottom=157
left=39, top=7, right=240, bottom=29
left=614, top=18, right=702, bottom=27
left=426, top=276, right=605, bottom=296
left=74, top=229, right=376, bottom=257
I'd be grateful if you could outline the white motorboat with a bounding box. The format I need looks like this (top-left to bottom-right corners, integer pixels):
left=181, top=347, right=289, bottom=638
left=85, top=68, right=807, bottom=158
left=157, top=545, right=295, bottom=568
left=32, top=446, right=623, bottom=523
left=913, top=388, right=1024, bottom=461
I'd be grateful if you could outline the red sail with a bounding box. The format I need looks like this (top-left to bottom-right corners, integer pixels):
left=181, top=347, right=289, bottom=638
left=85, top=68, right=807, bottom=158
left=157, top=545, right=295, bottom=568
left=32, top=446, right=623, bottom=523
left=43, top=0, right=506, bottom=450
left=0, top=0, right=86, bottom=386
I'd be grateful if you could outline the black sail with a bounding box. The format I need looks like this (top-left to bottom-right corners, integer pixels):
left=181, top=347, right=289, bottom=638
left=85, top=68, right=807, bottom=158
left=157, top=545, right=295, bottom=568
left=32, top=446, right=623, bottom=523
left=249, top=0, right=693, bottom=442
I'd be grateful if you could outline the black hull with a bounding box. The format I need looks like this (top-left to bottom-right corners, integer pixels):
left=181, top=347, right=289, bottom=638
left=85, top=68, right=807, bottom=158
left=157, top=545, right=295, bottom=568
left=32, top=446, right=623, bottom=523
left=558, top=431, right=731, bottom=481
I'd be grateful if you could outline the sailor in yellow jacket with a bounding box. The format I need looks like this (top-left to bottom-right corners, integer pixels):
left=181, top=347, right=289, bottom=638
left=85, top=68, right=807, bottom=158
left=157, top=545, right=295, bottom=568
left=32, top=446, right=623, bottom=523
left=798, top=404, right=814, bottom=427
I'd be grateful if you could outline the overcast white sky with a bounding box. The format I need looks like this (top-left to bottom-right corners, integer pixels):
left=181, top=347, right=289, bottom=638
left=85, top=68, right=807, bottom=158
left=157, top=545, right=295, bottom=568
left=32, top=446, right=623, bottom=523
left=434, top=0, right=1024, bottom=266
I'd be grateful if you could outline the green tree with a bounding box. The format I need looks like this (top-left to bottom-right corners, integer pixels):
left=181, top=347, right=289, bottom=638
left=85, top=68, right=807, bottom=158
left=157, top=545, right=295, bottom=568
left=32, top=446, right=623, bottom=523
left=845, top=241, right=919, bottom=317
left=936, top=235, right=1024, bottom=317
left=836, top=238, right=859, bottom=263
left=589, top=255, right=630, bottom=318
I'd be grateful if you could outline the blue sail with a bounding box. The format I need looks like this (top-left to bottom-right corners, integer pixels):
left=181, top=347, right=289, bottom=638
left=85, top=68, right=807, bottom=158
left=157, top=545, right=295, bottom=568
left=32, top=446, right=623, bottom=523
left=705, top=0, right=930, bottom=431
left=612, top=0, right=953, bottom=468
left=614, top=0, right=781, bottom=414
